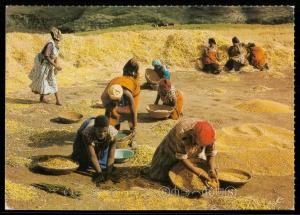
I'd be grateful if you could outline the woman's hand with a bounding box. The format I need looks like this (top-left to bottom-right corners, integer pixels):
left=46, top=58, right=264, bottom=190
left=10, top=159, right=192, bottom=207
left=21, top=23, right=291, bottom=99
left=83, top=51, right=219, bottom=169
left=55, top=65, right=62, bottom=71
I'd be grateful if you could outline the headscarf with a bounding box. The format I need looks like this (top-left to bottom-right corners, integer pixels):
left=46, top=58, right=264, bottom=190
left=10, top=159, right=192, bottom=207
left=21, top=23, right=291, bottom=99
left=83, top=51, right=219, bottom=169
left=194, top=121, right=215, bottom=146
left=108, top=84, right=123, bottom=100
left=152, top=59, right=162, bottom=67
left=159, top=78, right=171, bottom=92
left=50, top=27, right=63, bottom=41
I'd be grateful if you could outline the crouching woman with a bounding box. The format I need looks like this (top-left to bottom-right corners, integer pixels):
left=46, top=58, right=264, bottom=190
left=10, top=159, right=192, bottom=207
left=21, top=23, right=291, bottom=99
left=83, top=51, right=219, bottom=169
left=71, top=115, right=118, bottom=186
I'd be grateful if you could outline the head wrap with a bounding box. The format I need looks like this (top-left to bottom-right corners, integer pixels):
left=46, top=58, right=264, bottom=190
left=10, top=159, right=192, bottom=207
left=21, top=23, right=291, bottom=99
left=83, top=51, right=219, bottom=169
left=159, top=78, right=171, bottom=92
left=152, top=59, right=162, bottom=67
left=50, top=27, right=62, bottom=41
left=247, top=42, right=255, bottom=48
left=194, top=121, right=215, bottom=146
left=232, top=36, right=240, bottom=44
left=108, top=84, right=123, bottom=100
left=94, top=115, right=109, bottom=128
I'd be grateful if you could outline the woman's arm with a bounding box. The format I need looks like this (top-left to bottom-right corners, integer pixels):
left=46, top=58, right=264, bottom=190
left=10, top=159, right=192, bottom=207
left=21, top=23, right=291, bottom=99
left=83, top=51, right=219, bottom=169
left=107, top=141, right=116, bottom=167
left=88, top=145, right=102, bottom=173
left=123, top=89, right=137, bottom=129
left=154, top=93, right=160, bottom=105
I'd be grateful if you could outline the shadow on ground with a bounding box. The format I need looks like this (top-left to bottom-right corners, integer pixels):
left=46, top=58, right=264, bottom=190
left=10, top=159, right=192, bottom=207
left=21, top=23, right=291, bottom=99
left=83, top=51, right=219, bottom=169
left=6, top=97, right=40, bottom=104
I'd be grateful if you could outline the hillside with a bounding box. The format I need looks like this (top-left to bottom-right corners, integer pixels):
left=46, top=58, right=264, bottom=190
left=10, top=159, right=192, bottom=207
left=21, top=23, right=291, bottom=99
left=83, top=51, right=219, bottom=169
left=6, top=6, right=294, bottom=33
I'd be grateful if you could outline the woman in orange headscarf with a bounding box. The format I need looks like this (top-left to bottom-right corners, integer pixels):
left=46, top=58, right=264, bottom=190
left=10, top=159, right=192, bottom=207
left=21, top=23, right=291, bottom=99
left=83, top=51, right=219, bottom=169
left=141, top=118, right=218, bottom=186
left=101, top=58, right=140, bottom=132
left=154, top=78, right=183, bottom=120
left=247, top=43, right=269, bottom=71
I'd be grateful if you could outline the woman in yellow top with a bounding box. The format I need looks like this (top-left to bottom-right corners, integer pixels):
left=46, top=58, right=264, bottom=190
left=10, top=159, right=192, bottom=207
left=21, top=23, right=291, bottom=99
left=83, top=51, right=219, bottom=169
left=101, top=58, right=140, bottom=132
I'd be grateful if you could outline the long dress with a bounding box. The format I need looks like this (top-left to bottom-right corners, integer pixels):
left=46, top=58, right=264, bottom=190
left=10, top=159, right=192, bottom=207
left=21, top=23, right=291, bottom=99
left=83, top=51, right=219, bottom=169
left=143, top=118, right=217, bottom=182
left=28, top=39, right=59, bottom=95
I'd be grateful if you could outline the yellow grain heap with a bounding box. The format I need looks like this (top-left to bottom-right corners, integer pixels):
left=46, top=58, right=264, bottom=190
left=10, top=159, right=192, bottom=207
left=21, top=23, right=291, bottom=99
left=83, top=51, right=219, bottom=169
left=216, top=123, right=294, bottom=176
left=96, top=188, right=208, bottom=210
left=235, top=99, right=293, bottom=113
left=251, top=85, right=273, bottom=92
left=207, top=88, right=227, bottom=95
left=39, top=157, right=78, bottom=169
left=129, top=145, right=156, bottom=166
left=6, top=156, right=31, bottom=168
left=151, top=119, right=177, bottom=136
left=5, top=180, right=37, bottom=201
left=6, top=25, right=293, bottom=94
left=209, top=196, right=270, bottom=210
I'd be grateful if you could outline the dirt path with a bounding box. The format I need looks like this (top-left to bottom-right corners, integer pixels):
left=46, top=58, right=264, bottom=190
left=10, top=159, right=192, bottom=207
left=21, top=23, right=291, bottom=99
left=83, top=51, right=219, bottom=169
left=5, top=68, right=294, bottom=210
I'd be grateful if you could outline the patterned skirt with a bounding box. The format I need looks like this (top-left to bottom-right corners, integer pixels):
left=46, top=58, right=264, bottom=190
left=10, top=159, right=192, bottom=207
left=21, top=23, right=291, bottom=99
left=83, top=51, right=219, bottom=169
left=28, top=54, right=58, bottom=95
left=143, top=135, right=178, bottom=182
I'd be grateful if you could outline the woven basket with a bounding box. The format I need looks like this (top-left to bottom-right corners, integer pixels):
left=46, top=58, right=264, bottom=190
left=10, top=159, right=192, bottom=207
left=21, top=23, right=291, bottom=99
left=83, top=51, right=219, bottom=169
left=145, top=68, right=161, bottom=85
left=115, top=130, right=134, bottom=149
left=146, top=104, right=174, bottom=119
left=169, top=159, right=209, bottom=193
left=57, top=111, right=83, bottom=124
left=217, top=168, right=252, bottom=186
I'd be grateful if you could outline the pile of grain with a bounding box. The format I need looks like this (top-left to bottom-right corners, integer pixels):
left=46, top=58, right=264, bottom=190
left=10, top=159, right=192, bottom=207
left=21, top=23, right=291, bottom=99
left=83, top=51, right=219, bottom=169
left=209, top=196, right=270, bottom=210
left=235, top=99, right=293, bottom=113
left=129, top=145, right=156, bottom=166
left=39, top=157, right=78, bottom=169
left=216, top=123, right=294, bottom=176
left=207, top=88, right=227, bottom=95
left=217, top=74, right=240, bottom=82
left=5, top=180, right=37, bottom=201
left=5, top=119, right=28, bottom=134
left=151, top=119, right=177, bottom=136
left=6, top=156, right=31, bottom=168
left=251, top=85, right=273, bottom=92
left=95, top=188, right=208, bottom=210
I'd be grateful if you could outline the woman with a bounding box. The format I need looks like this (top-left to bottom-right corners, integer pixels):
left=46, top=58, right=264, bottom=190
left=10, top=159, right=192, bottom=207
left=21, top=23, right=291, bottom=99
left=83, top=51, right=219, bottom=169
left=151, top=59, right=171, bottom=80
left=28, top=27, right=63, bottom=105
left=202, top=38, right=221, bottom=74
left=101, top=58, right=140, bottom=132
left=71, top=115, right=118, bottom=186
left=247, top=43, right=269, bottom=71
left=154, top=78, right=183, bottom=120
left=224, top=36, right=248, bottom=72
left=142, top=118, right=218, bottom=187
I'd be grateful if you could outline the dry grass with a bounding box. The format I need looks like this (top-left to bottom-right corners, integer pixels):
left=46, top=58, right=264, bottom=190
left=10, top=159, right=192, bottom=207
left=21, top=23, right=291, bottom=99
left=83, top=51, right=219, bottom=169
left=6, top=155, right=31, bottom=168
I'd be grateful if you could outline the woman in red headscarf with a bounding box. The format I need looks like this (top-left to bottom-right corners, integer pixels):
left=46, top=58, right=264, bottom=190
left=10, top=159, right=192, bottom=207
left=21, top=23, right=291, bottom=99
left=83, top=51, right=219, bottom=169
left=154, top=78, right=183, bottom=120
left=141, top=118, right=218, bottom=185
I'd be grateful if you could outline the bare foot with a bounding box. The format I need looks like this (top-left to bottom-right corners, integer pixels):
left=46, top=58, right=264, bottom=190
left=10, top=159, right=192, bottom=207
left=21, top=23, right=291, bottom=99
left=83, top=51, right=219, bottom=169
left=40, top=99, right=49, bottom=104
left=56, top=102, right=62, bottom=106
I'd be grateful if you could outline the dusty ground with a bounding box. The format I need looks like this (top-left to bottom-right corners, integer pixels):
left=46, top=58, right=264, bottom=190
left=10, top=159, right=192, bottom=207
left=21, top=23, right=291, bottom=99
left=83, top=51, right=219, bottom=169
left=5, top=24, right=294, bottom=210
left=5, top=68, right=294, bottom=210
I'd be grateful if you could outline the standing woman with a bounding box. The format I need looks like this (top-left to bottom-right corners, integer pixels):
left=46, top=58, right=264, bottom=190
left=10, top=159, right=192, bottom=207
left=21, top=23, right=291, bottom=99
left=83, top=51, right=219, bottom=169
left=29, top=27, right=63, bottom=105
left=154, top=78, right=183, bottom=120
